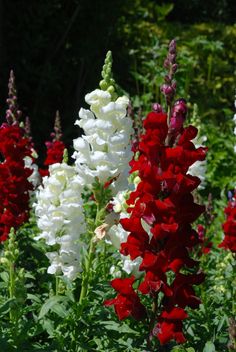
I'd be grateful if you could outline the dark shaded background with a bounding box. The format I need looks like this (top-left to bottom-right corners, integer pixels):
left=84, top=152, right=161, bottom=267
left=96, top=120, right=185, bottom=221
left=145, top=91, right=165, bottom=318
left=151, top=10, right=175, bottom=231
left=0, top=0, right=235, bottom=156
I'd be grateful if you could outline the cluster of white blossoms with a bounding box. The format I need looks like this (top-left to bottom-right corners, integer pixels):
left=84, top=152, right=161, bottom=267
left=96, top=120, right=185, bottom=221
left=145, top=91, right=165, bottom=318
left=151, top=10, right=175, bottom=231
left=72, top=89, right=133, bottom=193
left=34, top=163, right=86, bottom=280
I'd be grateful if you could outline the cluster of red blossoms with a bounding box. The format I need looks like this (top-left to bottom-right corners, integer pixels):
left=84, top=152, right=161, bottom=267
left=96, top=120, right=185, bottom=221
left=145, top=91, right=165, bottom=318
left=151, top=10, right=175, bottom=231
left=39, top=111, right=65, bottom=177
left=0, top=124, right=34, bottom=242
left=219, top=191, right=236, bottom=253
left=105, top=100, right=207, bottom=345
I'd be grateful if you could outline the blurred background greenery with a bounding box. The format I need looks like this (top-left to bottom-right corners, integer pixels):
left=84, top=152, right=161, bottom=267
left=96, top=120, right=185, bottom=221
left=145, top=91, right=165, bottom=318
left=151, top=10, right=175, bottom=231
left=0, top=0, right=235, bottom=194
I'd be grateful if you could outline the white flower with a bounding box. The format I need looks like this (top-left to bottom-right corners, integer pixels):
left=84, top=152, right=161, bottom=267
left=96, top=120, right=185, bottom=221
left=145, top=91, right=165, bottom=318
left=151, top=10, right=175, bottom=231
left=24, top=155, right=40, bottom=189
left=72, top=89, right=133, bottom=193
left=188, top=135, right=207, bottom=190
left=121, top=255, right=143, bottom=278
left=34, top=163, right=86, bottom=280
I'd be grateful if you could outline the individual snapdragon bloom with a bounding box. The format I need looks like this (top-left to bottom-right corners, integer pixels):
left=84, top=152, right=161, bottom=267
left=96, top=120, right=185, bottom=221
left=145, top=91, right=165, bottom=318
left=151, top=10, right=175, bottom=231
left=24, top=152, right=40, bottom=189
left=73, top=90, right=133, bottom=193
left=34, top=163, right=86, bottom=280
left=188, top=134, right=207, bottom=190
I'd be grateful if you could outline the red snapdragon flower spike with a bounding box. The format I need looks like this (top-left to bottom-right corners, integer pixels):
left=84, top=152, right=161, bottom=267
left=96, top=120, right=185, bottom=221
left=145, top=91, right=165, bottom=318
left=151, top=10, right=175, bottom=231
left=39, top=111, right=65, bottom=177
left=0, top=124, right=33, bottom=242
left=219, top=194, right=236, bottom=252
left=106, top=107, right=207, bottom=345
left=44, top=140, right=65, bottom=166
left=104, top=276, right=146, bottom=320
left=196, top=224, right=212, bottom=255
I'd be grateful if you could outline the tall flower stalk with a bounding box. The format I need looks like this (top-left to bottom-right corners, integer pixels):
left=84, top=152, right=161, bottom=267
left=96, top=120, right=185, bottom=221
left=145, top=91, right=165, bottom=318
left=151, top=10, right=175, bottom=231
left=0, top=71, right=34, bottom=242
left=105, top=40, right=207, bottom=348
left=71, top=51, right=134, bottom=313
left=35, top=155, right=86, bottom=281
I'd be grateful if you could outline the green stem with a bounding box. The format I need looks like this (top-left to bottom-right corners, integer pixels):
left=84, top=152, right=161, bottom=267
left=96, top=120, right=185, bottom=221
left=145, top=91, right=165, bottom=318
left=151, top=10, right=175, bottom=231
left=78, top=198, right=103, bottom=313
left=147, top=294, right=158, bottom=351
left=232, top=254, right=236, bottom=316
left=207, top=55, right=213, bottom=88
left=9, top=261, right=15, bottom=322
left=55, top=276, right=60, bottom=296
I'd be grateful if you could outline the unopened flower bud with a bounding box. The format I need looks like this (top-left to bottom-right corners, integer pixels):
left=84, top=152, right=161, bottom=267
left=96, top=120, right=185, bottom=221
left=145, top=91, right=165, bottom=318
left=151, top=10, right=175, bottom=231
left=171, top=81, right=177, bottom=90
left=164, top=75, right=171, bottom=83
left=172, top=63, right=178, bottom=73
left=0, top=257, right=9, bottom=265
left=8, top=243, right=15, bottom=251
left=164, top=59, right=170, bottom=68
left=152, top=103, right=163, bottom=112
left=161, top=84, right=174, bottom=96
left=99, top=79, right=107, bottom=90
left=14, top=249, right=19, bottom=257
left=107, top=85, right=115, bottom=94
left=173, top=98, right=187, bottom=115
left=169, top=39, right=176, bottom=54
left=5, top=250, right=11, bottom=258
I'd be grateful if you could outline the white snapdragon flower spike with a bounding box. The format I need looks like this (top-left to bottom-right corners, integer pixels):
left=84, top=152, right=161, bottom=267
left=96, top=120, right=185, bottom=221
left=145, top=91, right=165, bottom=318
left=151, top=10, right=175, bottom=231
left=72, top=89, right=133, bottom=193
left=188, top=135, right=207, bottom=190
left=34, top=163, right=86, bottom=281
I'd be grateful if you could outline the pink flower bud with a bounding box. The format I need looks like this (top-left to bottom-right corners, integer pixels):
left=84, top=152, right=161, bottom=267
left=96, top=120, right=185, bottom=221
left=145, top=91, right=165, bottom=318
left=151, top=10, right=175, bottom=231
left=169, top=39, right=176, bottom=54
left=152, top=103, right=163, bottom=112
left=172, top=64, right=178, bottom=73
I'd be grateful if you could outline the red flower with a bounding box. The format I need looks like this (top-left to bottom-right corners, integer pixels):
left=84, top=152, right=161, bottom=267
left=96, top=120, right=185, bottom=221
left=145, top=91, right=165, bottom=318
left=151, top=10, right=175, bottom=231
left=44, top=140, right=65, bottom=166
left=219, top=195, right=236, bottom=252
left=156, top=307, right=188, bottom=344
left=104, top=276, right=146, bottom=320
left=39, top=112, right=65, bottom=177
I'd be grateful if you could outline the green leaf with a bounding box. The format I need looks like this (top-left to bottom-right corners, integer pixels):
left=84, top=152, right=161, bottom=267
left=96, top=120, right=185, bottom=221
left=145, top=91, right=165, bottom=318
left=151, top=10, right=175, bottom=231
left=51, top=302, right=68, bottom=318
left=27, top=293, right=41, bottom=304
left=38, top=295, right=65, bottom=319
left=100, top=321, right=138, bottom=335
left=203, top=341, right=216, bottom=352
left=0, top=272, right=9, bottom=283
left=41, top=319, right=54, bottom=336
left=0, top=298, right=16, bottom=317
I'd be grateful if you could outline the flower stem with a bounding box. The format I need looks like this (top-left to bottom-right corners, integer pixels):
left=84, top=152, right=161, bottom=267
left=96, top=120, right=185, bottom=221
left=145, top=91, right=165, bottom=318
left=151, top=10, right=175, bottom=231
left=9, top=261, right=15, bottom=322
left=55, top=276, right=60, bottom=296
left=147, top=294, right=158, bottom=351
left=78, top=193, right=104, bottom=313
